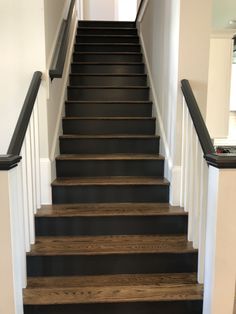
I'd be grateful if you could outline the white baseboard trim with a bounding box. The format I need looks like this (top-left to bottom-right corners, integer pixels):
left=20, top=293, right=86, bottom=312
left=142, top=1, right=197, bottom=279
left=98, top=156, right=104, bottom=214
left=40, top=158, right=52, bottom=205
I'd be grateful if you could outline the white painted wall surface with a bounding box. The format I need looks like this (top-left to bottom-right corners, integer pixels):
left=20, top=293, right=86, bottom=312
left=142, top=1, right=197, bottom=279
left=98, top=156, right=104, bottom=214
left=0, top=0, right=46, bottom=154
left=116, top=0, right=137, bottom=21
left=206, top=36, right=233, bottom=138
left=138, top=0, right=212, bottom=205
left=138, top=0, right=180, bottom=204
left=84, top=0, right=116, bottom=20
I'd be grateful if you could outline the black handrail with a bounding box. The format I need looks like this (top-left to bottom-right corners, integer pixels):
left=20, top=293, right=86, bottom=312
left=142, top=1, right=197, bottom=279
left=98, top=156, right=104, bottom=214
left=49, top=0, right=76, bottom=80
left=135, top=0, right=144, bottom=22
left=8, top=72, right=42, bottom=156
left=181, top=79, right=236, bottom=169
left=0, top=71, right=42, bottom=170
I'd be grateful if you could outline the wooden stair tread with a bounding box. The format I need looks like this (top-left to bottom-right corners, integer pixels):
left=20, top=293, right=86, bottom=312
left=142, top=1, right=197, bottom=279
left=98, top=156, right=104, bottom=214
left=77, top=35, right=139, bottom=37
left=56, top=154, right=163, bottom=160
left=72, top=62, right=143, bottom=65
left=62, top=117, right=155, bottom=120
left=75, top=43, right=140, bottom=46
left=36, top=203, right=186, bottom=217
left=65, top=100, right=152, bottom=104
left=52, top=177, right=169, bottom=186
left=74, top=52, right=142, bottom=55
left=60, top=135, right=159, bottom=139
left=70, top=73, right=147, bottom=76
left=77, top=27, right=137, bottom=30
left=28, top=235, right=196, bottom=256
left=68, top=86, right=149, bottom=90
left=24, top=273, right=203, bottom=305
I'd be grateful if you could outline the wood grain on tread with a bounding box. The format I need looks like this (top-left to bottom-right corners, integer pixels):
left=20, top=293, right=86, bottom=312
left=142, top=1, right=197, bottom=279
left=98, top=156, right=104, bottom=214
left=51, top=177, right=169, bottom=186
left=66, top=100, right=152, bottom=103
left=56, top=154, right=164, bottom=161
left=28, top=235, right=196, bottom=256
left=70, top=73, right=147, bottom=76
left=36, top=203, right=187, bottom=217
left=68, top=86, right=149, bottom=89
left=60, top=135, right=159, bottom=139
left=62, top=117, right=155, bottom=120
left=24, top=273, right=203, bottom=305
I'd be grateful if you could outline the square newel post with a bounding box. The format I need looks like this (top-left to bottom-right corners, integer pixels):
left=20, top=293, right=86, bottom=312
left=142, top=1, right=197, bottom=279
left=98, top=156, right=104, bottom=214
left=203, top=164, right=236, bottom=314
left=0, top=156, right=25, bottom=314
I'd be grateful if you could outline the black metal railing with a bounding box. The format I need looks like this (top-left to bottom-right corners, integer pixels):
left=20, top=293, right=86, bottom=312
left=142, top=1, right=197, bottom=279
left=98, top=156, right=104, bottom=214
left=49, top=0, right=76, bottom=79
left=181, top=79, right=236, bottom=168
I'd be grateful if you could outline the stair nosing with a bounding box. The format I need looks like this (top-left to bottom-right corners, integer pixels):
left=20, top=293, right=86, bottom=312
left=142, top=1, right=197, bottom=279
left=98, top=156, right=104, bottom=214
left=62, top=117, right=155, bottom=120
left=56, top=153, right=163, bottom=161
left=71, top=62, right=144, bottom=65
left=65, top=100, right=152, bottom=104
left=75, top=43, right=140, bottom=46
left=69, top=73, right=147, bottom=77
left=51, top=177, right=169, bottom=187
left=36, top=203, right=187, bottom=218
left=60, top=134, right=159, bottom=138
left=73, top=52, right=142, bottom=55
left=27, top=234, right=196, bottom=256
left=67, top=86, right=149, bottom=89
left=76, top=35, right=139, bottom=38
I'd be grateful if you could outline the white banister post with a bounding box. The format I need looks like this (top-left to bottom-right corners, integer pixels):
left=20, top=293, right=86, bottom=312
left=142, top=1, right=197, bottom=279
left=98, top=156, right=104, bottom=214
left=203, top=166, right=236, bottom=314
left=0, top=170, right=24, bottom=314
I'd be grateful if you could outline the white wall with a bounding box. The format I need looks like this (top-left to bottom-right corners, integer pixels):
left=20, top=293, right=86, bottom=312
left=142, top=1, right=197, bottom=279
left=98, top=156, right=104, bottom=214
left=213, top=0, right=236, bottom=30
left=0, top=0, right=46, bottom=154
left=84, top=0, right=116, bottom=20
left=138, top=0, right=212, bottom=204
left=116, top=0, right=137, bottom=21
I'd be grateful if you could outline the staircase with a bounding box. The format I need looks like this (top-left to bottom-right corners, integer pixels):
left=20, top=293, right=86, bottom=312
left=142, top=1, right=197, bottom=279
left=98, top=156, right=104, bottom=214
left=24, top=21, right=203, bottom=314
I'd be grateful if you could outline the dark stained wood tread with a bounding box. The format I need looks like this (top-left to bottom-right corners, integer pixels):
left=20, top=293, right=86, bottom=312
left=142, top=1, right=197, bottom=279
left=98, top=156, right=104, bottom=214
left=72, top=62, right=143, bottom=65
left=65, top=100, right=152, bottom=104
left=28, top=235, right=196, bottom=256
left=24, top=273, right=203, bottom=305
left=75, top=43, right=140, bottom=46
left=62, top=117, right=155, bottom=120
left=77, top=34, right=139, bottom=37
left=52, top=177, right=169, bottom=186
left=77, top=27, right=137, bottom=30
left=68, top=86, right=149, bottom=89
left=73, top=52, right=142, bottom=55
left=60, top=135, right=159, bottom=139
left=70, top=73, right=147, bottom=76
left=36, top=203, right=187, bottom=217
left=56, top=154, right=163, bottom=160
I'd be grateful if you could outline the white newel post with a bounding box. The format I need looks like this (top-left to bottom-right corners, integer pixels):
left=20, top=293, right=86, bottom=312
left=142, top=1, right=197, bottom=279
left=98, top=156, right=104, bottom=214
left=0, top=169, right=24, bottom=314
left=203, top=166, right=236, bottom=314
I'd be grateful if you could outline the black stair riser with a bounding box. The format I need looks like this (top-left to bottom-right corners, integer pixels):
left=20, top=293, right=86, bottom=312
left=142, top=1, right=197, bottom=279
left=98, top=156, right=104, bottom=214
left=78, top=21, right=136, bottom=28
left=67, top=88, right=149, bottom=101
left=76, top=36, right=139, bottom=44
left=60, top=137, right=159, bottom=154
left=77, top=28, right=138, bottom=35
left=27, top=252, right=197, bottom=276
left=75, top=44, right=141, bottom=53
left=35, top=215, right=187, bottom=236
left=52, top=185, right=169, bottom=204
left=69, top=75, right=147, bottom=86
left=24, top=301, right=203, bottom=314
left=62, top=119, right=155, bottom=135
left=71, top=64, right=145, bottom=74
left=56, top=159, right=163, bottom=177
left=65, top=102, right=153, bottom=117
left=73, top=53, right=142, bottom=63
